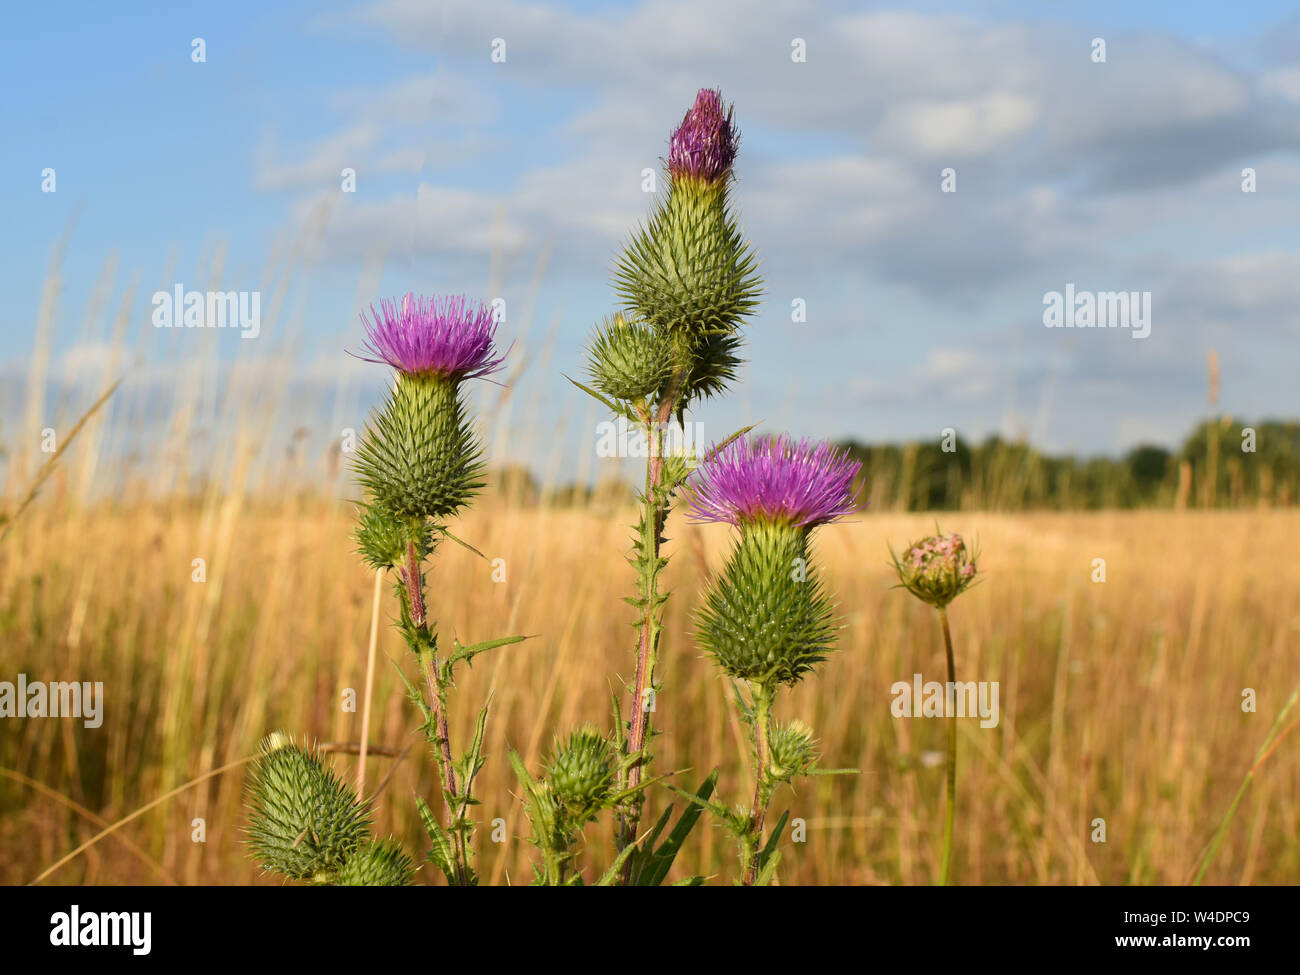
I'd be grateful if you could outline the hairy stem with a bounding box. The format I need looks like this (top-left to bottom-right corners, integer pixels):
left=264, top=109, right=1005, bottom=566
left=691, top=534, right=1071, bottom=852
left=939, top=607, right=957, bottom=886
left=619, top=377, right=683, bottom=879
left=742, top=684, right=773, bottom=886
left=404, top=540, right=467, bottom=885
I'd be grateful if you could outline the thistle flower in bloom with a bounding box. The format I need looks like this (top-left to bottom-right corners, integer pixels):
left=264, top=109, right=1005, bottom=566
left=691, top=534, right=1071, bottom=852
left=684, top=434, right=861, bottom=530
left=691, top=434, right=858, bottom=688
left=353, top=294, right=502, bottom=521
left=668, top=88, right=738, bottom=185
left=358, top=293, right=505, bottom=382
left=891, top=531, right=979, bottom=609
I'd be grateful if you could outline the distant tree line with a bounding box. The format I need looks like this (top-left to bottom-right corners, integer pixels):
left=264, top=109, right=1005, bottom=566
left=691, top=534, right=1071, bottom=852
left=838, top=418, right=1300, bottom=511
left=492, top=418, right=1300, bottom=511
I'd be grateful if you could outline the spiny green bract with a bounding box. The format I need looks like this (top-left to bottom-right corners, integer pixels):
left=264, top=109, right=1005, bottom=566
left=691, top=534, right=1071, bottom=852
left=546, top=727, right=617, bottom=814
left=767, top=719, right=819, bottom=781
left=585, top=313, right=672, bottom=402
left=354, top=502, right=431, bottom=570
left=336, top=837, right=417, bottom=886
left=614, top=182, right=761, bottom=339
left=696, top=523, right=835, bottom=687
left=244, top=733, right=371, bottom=882
left=354, top=373, right=484, bottom=521
left=676, top=327, right=744, bottom=406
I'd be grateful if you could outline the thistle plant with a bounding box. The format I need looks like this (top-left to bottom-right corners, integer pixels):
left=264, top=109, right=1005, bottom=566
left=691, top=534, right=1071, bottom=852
left=245, top=293, right=525, bottom=886
left=683, top=435, right=861, bottom=884
left=890, top=530, right=979, bottom=885
left=244, top=732, right=414, bottom=886
left=509, top=728, right=634, bottom=885
left=571, top=87, right=762, bottom=875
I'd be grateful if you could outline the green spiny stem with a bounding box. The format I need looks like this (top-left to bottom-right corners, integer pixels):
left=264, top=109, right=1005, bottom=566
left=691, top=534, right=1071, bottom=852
left=404, top=540, right=426, bottom=629
left=404, top=540, right=467, bottom=886
left=939, top=608, right=957, bottom=886
left=620, top=374, right=684, bottom=877
left=742, top=684, right=774, bottom=886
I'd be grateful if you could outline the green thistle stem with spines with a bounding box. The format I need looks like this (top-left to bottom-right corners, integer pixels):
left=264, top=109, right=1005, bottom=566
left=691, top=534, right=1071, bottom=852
left=620, top=372, right=684, bottom=872
left=741, top=682, right=774, bottom=886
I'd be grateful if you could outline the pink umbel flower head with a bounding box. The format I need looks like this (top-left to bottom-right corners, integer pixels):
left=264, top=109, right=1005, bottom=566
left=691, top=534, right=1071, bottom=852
left=357, top=293, right=505, bottom=381
left=684, top=434, right=861, bottom=529
left=668, top=88, right=739, bottom=185
left=891, top=531, right=979, bottom=609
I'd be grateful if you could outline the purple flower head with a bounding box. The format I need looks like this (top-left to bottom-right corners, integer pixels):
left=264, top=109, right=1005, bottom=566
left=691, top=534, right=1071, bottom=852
left=357, top=293, right=505, bottom=381
left=685, top=434, right=861, bottom=529
left=668, top=88, right=738, bottom=185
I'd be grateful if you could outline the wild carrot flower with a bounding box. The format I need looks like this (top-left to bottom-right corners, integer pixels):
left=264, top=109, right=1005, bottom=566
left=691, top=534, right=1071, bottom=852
left=357, top=293, right=505, bottom=382
left=889, top=528, right=980, bottom=886
left=891, top=531, right=978, bottom=609
left=668, top=87, right=738, bottom=186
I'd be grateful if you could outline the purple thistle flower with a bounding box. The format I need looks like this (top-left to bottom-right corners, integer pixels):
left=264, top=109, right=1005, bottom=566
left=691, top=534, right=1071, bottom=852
left=357, top=293, right=505, bottom=381
left=668, top=88, right=739, bottom=185
left=685, top=434, right=861, bottom=529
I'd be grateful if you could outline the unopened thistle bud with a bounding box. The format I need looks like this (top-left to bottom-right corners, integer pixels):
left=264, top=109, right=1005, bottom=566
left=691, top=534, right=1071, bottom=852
left=688, top=435, right=860, bottom=687
left=336, top=837, right=417, bottom=886
left=584, top=313, right=672, bottom=402
left=546, top=727, right=617, bottom=814
left=353, top=294, right=504, bottom=521
left=668, top=88, right=738, bottom=189
left=244, top=733, right=371, bottom=883
left=615, top=88, right=761, bottom=344
left=891, top=531, right=979, bottom=609
left=354, top=502, right=430, bottom=570
left=767, top=719, right=819, bottom=781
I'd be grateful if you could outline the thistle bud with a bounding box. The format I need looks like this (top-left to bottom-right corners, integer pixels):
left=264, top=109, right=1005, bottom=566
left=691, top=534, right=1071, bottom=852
left=767, top=719, right=819, bottom=781
left=354, top=374, right=484, bottom=521
left=584, top=313, right=672, bottom=402
left=696, top=520, right=834, bottom=686
left=891, top=531, right=979, bottom=609
left=244, top=734, right=371, bottom=882
left=545, top=727, right=616, bottom=813
left=614, top=89, right=760, bottom=338
left=668, top=88, right=739, bottom=189
left=336, top=837, right=417, bottom=886
left=354, top=502, right=431, bottom=570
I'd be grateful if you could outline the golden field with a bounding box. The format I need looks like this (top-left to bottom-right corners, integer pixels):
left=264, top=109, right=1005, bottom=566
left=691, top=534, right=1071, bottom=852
left=2, top=492, right=1297, bottom=885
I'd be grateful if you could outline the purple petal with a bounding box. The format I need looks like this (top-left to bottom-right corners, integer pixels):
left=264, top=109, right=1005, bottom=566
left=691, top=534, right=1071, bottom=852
left=357, top=293, right=505, bottom=380
left=668, top=88, right=739, bottom=184
left=684, top=434, right=862, bottom=528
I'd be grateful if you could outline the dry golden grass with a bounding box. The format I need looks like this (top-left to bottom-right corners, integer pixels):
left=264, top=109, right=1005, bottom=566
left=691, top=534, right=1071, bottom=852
left=2, top=494, right=1297, bottom=885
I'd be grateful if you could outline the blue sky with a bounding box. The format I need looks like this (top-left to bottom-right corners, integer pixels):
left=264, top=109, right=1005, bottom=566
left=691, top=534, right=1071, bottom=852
left=3, top=0, right=1300, bottom=484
